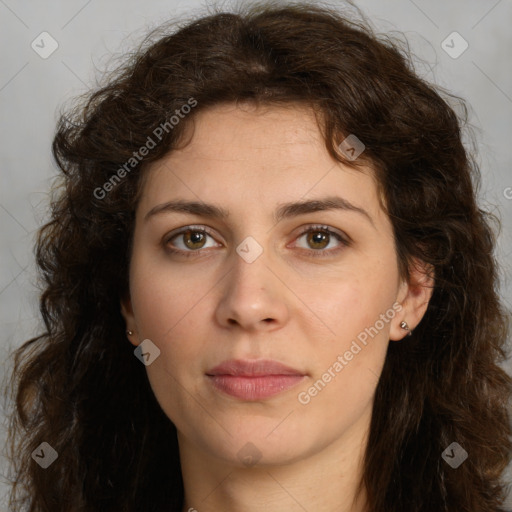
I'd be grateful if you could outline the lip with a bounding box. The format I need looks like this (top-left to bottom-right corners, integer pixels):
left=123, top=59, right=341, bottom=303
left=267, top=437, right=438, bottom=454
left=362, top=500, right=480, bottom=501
left=207, top=359, right=305, bottom=377
left=206, top=359, right=307, bottom=400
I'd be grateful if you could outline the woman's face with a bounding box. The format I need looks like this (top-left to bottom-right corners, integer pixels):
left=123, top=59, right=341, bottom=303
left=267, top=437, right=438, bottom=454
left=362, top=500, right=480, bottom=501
left=122, top=102, right=416, bottom=467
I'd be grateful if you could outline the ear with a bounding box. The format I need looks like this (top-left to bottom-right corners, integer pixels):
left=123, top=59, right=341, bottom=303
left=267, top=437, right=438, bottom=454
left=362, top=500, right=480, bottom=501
left=120, top=294, right=140, bottom=347
left=389, top=258, right=435, bottom=341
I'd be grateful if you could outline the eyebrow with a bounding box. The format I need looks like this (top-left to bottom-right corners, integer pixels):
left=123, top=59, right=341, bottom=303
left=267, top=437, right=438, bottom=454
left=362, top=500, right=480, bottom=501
left=144, top=196, right=374, bottom=226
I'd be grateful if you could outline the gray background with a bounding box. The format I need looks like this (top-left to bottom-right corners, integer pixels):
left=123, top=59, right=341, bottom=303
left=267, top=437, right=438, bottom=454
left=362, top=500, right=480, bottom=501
left=1, top=0, right=511, bottom=509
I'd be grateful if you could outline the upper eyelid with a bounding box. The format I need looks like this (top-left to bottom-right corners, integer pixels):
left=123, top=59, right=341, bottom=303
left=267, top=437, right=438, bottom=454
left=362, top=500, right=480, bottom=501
left=164, top=225, right=220, bottom=245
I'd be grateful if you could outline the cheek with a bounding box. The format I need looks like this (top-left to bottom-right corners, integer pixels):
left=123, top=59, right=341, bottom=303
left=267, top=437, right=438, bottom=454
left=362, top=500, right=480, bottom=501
left=129, top=247, right=203, bottom=338
left=130, top=266, right=209, bottom=427
left=298, top=257, right=398, bottom=395
left=304, top=261, right=399, bottom=345
left=311, top=281, right=394, bottom=380
left=295, top=284, right=394, bottom=434
left=128, top=256, right=214, bottom=393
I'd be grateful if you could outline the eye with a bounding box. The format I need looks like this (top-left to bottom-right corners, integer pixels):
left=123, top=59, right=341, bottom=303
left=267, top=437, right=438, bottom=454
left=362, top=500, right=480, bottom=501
left=164, top=226, right=220, bottom=256
left=163, top=224, right=349, bottom=259
left=293, top=225, right=349, bottom=256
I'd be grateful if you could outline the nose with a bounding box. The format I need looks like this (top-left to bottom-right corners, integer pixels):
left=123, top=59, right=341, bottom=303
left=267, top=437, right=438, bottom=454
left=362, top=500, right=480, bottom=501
left=214, top=247, right=290, bottom=332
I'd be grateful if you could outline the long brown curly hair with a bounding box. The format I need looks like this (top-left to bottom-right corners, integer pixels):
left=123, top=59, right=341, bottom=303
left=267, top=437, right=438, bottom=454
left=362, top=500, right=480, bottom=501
left=4, top=1, right=512, bottom=511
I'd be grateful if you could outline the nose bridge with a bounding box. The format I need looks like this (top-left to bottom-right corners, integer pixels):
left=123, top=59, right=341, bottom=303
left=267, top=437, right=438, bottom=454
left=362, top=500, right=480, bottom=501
left=215, top=235, right=290, bottom=330
left=227, top=238, right=271, bottom=302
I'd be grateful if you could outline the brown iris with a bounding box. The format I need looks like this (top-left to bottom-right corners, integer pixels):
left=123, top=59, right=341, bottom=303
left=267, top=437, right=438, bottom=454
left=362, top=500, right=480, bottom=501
left=307, top=230, right=330, bottom=250
left=183, top=230, right=207, bottom=249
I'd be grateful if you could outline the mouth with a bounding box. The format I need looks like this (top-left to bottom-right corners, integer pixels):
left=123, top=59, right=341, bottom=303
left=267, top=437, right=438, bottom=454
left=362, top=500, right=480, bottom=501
left=205, top=359, right=307, bottom=401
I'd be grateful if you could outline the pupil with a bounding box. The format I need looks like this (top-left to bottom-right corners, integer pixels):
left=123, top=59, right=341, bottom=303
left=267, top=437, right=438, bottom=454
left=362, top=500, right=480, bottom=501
left=186, top=231, right=204, bottom=248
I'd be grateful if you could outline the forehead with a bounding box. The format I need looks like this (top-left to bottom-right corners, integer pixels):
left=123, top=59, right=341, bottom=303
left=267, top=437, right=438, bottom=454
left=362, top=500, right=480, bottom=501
left=187, top=101, right=322, bottom=145
left=138, top=103, right=385, bottom=222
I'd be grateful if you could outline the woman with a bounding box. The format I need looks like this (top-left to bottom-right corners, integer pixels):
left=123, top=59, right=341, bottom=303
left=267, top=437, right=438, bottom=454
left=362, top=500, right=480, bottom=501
left=5, top=1, right=512, bottom=511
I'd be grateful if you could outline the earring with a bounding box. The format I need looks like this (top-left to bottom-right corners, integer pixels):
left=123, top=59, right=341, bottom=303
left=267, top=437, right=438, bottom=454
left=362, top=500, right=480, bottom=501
left=400, top=321, right=413, bottom=337
left=126, top=330, right=134, bottom=336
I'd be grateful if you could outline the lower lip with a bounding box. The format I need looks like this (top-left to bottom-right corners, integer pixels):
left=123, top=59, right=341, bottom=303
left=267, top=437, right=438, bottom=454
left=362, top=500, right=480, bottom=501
left=207, top=375, right=305, bottom=400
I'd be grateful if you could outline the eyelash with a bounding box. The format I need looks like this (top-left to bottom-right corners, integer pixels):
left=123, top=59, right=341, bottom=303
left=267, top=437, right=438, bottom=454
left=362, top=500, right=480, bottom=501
left=163, top=224, right=349, bottom=259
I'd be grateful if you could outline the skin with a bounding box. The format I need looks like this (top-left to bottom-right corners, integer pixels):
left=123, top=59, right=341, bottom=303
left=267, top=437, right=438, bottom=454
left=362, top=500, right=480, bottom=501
left=121, top=102, right=434, bottom=512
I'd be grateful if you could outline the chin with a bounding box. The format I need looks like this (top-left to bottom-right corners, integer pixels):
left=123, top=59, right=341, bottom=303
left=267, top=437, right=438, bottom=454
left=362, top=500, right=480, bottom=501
left=191, top=415, right=316, bottom=468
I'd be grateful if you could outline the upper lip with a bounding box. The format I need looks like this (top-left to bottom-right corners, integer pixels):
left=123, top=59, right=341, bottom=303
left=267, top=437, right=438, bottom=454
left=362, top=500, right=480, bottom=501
left=206, top=359, right=306, bottom=377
